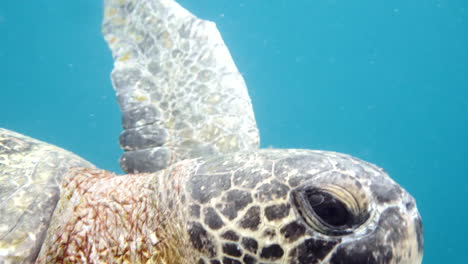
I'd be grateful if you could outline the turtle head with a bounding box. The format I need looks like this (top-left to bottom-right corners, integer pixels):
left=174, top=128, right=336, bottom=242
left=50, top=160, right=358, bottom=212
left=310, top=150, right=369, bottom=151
left=183, top=149, right=423, bottom=263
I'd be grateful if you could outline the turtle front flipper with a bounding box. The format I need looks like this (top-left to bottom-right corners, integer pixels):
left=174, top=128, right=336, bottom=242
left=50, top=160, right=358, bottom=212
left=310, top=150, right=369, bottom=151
left=102, top=0, right=260, bottom=174
left=0, top=128, right=94, bottom=263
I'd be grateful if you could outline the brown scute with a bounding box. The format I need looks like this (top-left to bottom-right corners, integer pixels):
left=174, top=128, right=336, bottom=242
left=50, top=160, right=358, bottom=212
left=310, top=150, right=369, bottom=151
left=241, top=237, right=258, bottom=254
left=254, top=180, right=289, bottom=202
left=188, top=173, right=232, bottom=204
left=204, top=207, right=224, bottom=230
left=222, top=257, right=242, bottom=264
left=221, top=230, right=240, bottom=242
left=264, top=203, right=290, bottom=221
left=260, top=244, right=284, bottom=260
left=238, top=206, right=261, bottom=230
left=280, top=221, right=306, bottom=242
left=218, top=189, right=253, bottom=220
left=243, top=254, right=257, bottom=264
left=188, top=222, right=218, bottom=258
left=289, top=238, right=338, bottom=264
left=222, top=243, right=243, bottom=257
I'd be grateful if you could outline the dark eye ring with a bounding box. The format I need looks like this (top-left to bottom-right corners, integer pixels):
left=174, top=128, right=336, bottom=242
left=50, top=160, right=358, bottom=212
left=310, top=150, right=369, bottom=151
left=292, top=185, right=366, bottom=236
left=305, top=189, right=353, bottom=227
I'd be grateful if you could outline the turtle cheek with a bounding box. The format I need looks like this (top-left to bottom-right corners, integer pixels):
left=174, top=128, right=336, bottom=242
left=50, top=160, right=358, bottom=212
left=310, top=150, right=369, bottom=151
left=328, top=207, right=423, bottom=264
left=286, top=237, right=340, bottom=263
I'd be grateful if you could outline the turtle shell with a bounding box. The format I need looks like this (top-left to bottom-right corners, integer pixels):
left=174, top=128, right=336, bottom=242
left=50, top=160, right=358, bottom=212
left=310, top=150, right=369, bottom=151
left=0, top=128, right=94, bottom=263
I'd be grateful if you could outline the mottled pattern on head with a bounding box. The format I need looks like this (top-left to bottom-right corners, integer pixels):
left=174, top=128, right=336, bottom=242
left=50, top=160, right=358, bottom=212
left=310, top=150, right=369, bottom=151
left=35, top=149, right=422, bottom=263
left=181, top=150, right=423, bottom=264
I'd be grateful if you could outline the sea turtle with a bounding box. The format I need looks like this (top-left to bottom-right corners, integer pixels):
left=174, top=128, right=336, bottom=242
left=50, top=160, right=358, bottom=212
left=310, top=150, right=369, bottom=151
left=0, top=0, right=423, bottom=263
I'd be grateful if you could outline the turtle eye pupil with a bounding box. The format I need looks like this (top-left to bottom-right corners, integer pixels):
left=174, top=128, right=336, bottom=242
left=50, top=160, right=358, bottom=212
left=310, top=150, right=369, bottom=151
left=306, top=191, right=350, bottom=227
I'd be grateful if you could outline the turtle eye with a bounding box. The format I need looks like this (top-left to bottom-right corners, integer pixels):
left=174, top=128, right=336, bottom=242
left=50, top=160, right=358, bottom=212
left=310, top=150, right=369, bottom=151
left=292, top=185, right=366, bottom=236
left=305, top=190, right=351, bottom=227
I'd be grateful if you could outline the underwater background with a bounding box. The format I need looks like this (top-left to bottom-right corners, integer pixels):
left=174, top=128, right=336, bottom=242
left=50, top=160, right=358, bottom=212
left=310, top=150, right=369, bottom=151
left=1, top=0, right=467, bottom=263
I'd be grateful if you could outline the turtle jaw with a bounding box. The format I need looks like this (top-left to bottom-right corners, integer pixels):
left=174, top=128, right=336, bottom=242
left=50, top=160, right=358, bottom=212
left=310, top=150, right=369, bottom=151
left=286, top=170, right=423, bottom=264
left=288, top=170, right=424, bottom=264
left=324, top=207, right=423, bottom=264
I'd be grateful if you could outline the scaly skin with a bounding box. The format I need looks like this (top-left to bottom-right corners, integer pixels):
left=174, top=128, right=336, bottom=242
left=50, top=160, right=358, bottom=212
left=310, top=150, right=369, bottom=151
left=103, top=0, right=259, bottom=174
left=36, top=165, right=195, bottom=264
left=37, top=150, right=423, bottom=263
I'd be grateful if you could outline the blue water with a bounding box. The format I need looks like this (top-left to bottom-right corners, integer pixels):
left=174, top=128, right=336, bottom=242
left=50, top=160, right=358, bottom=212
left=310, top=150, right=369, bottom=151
left=1, top=1, right=467, bottom=263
